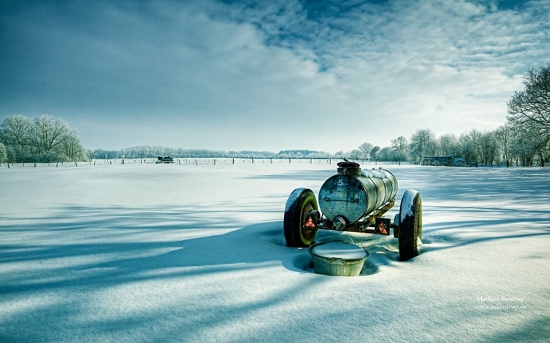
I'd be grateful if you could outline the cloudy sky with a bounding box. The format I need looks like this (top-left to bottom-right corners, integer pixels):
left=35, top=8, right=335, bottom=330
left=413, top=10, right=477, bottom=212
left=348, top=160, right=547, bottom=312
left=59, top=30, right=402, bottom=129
left=1, top=0, right=549, bottom=152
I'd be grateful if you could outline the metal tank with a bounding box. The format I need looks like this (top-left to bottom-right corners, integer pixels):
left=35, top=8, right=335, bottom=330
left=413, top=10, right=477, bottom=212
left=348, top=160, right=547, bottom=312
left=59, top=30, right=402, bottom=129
left=318, top=162, right=398, bottom=225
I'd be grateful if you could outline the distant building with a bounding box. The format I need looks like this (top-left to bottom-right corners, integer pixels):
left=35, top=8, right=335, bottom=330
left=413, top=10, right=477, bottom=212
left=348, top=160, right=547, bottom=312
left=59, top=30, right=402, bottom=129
left=452, top=157, right=466, bottom=167
left=155, top=156, right=174, bottom=164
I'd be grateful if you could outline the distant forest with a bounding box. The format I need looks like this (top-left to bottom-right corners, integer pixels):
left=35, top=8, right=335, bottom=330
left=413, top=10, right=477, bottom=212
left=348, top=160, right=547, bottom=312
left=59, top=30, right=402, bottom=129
left=89, top=147, right=333, bottom=160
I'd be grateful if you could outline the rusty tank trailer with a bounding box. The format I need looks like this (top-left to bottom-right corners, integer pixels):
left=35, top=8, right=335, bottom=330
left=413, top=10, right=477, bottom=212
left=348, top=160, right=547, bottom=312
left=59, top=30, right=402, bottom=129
left=284, top=161, right=422, bottom=261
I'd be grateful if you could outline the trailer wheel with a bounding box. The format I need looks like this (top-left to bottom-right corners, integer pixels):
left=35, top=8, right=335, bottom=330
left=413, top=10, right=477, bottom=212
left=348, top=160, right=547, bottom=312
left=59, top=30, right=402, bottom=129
left=398, top=189, right=422, bottom=261
left=284, top=188, right=319, bottom=247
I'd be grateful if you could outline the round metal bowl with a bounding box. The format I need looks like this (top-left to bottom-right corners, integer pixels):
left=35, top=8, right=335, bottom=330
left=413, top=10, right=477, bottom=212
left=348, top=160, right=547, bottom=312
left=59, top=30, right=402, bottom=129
left=309, top=241, right=369, bottom=277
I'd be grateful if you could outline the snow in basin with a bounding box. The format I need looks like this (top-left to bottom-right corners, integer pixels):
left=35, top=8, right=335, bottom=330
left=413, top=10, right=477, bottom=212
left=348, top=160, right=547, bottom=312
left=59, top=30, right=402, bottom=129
left=311, top=242, right=367, bottom=259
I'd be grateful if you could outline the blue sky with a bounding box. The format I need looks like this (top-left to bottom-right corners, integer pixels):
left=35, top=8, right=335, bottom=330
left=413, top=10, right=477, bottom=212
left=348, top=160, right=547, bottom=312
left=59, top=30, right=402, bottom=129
left=1, top=0, right=549, bottom=152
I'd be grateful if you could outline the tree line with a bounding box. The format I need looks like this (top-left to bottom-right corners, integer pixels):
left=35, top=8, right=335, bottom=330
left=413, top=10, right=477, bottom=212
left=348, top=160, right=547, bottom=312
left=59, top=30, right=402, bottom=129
left=88, top=147, right=332, bottom=160
left=2, top=64, right=548, bottom=166
left=0, top=115, right=87, bottom=164
left=353, top=64, right=550, bottom=167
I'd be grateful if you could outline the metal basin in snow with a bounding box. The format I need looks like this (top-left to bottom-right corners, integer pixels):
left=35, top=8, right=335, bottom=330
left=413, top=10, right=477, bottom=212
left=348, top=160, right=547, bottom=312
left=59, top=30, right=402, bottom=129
left=309, top=241, right=368, bottom=277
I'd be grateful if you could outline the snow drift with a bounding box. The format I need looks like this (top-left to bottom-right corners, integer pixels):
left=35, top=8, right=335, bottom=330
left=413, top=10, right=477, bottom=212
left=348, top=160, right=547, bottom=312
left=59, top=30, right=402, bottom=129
left=1, top=160, right=549, bottom=342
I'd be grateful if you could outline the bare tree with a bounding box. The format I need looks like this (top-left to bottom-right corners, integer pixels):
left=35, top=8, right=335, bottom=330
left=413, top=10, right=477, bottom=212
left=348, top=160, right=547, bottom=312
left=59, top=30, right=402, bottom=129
left=376, top=147, right=394, bottom=161
left=459, top=132, right=478, bottom=165
left=439, top=134, right=460, bottom=156
left=425, top=137, right=441, bottom=156
left=507, top=64, right=550, bottom=139
left=507, top=64, right=550, bottom=166
left=0, top=115, right=33, bottom=161
left=0, top=115, right=32, bottom=148
left=349, top=149, right=362, bottom=160
left=1, top=114, right=86, bottom=163
left=469, top=129, right=485, bottom=164
left=409, top=129, right=435, bottom=162
left=495, top=125, right=513, bottom=167
left=370, top=146, right=380, bottom=162
left=541, top=141, right=550, bottom=165
left=61, top=130, right=87, bottom=162
left=31, top=115, right=72, bottom=156
left=391, top=136, right=408, bottom=164
left=478, top=131, right=500, bottom=166
left=0, top=142, right=6, bottom=165
left=510, top=127, right=537, bottom=166
left=358, top=142, right=373, bottom=162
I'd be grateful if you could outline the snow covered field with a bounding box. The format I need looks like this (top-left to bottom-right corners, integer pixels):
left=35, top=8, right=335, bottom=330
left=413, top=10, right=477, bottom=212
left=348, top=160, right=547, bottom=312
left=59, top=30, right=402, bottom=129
left=1, top=161, right=549, bottom=342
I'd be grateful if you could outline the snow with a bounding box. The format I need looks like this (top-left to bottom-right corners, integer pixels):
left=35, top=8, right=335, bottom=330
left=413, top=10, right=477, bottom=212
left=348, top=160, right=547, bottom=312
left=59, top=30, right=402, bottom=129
left=284, top=187, right=304, bottom=212
left=311, top=242, right=367, bottom=260
left=1, top=160, right=549, bottom=342
left=399, top=188, right=418, bottom=221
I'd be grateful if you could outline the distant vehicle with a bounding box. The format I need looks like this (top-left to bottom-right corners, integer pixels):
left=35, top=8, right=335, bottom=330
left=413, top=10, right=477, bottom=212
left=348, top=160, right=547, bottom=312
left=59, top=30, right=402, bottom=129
left=283, top=161, right=423, bottom=261
left=155, top=156, right=174, bottom=164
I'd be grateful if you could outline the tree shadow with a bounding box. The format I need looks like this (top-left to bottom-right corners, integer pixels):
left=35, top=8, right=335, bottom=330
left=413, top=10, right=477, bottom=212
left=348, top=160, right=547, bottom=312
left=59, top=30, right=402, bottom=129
left=0, top=204, right=341, bottom=341
left=2, top=166, right=550, bottom=342
left=1, top=205, right=286, bottom=292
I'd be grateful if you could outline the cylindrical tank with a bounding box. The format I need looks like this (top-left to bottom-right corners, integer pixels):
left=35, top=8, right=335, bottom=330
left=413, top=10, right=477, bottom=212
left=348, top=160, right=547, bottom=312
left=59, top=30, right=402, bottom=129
left=319, top=163, right=398, bottom=224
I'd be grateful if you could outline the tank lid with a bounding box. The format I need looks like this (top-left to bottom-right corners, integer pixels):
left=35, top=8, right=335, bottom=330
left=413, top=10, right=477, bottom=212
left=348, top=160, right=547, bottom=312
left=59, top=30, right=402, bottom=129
left=337, top=161, right=361, bottom=176
left=337, top=161, right=360, bottom=169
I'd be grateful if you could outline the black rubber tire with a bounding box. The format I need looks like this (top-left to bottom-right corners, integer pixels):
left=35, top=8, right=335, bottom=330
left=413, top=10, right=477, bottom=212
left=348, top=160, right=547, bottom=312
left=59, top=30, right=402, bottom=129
left=284, top=188, right=319, bottom=247
left=398, top=189, right=422, bottom=261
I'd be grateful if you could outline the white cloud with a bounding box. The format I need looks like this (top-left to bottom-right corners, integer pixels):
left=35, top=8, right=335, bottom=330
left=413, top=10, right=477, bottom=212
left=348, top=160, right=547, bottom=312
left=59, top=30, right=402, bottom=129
left=0, top=0, right=548, bottom=151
